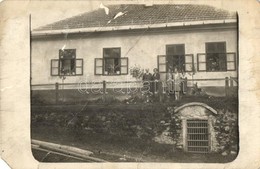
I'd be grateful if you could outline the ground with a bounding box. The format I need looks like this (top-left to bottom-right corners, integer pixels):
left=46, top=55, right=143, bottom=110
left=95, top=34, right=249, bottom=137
left=31, top=95, right=238, bottom=163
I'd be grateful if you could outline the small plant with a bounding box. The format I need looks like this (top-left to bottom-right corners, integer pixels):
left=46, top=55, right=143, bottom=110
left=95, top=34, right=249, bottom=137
left=129, top=64, right=144, bottom=79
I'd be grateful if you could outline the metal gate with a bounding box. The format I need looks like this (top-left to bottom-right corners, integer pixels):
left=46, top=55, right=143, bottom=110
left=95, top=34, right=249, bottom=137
left=186, top=119, right=210, bottom=153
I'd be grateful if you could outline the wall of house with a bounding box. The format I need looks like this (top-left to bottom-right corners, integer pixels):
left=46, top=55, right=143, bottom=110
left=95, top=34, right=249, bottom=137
left=31, top=25, right=237, bottom=90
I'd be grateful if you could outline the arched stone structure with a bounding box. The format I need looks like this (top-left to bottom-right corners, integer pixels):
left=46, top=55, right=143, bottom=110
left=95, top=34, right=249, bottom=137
left=173, top=102, right=218, bottom=153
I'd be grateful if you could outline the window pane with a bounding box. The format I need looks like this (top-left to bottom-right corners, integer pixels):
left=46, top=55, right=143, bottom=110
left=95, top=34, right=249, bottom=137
left=185, top=55, right=193, bottom=63
left=159, top=64, right=166, bottom=72
left=96, top=59, right=103, bottom=66
left=52, top=68, right=59, bottom=75
left=104, top=58, right=120, bottom=74
left=166, top=55, right=185, bottom=72
left=60, top=59, right=75, bottom=75
left=167, top=44, right=185, bottom=55
left=105, top=59, right=114, bottom=72
left=76, top=67, right=83, bottom=75
left=198, top=54, right=206, bottom=62
left=206, top=42, right=226, bottom=53
left=158, top=56, right=166, bottom=64
left=52, top=60, right=59, bottom=67
left=227, top=62, right=235, bottom=70
left=227, top=53, right=235, bottom=61
left=76, top=59, right=83, bottom=67
left=198, top=63, right=206, bottom=71
left=219, top=54, right=227, bottom=70
left=206, top=53, right=226, bottom=71
left=121, top=58, right=127, bottom=66
left=121, top=67, right=127, bottom=74
left=59, top=49, right=76, bottom=59
left=176, top=45, right=185, bottom=54
left=206, top=43, right=215, bottom=53
left=185, top=63, right=193, bottom=71
left=96, top=67, right=103, bottom=75
left=217, top=43, right=226, bottom=52
left=104, top=48, right=120, bottom=58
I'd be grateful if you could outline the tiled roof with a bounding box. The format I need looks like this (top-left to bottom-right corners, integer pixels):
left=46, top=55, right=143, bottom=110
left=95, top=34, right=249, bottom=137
left=34, top=4, right=236, bottom=31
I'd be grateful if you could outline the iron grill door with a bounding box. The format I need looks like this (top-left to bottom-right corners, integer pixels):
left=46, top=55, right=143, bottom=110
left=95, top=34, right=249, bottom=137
left=187, top=119, right=209, bottom=153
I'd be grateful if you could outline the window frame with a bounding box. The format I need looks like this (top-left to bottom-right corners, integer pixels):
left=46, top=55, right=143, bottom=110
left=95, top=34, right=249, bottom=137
left=103, top=47, right=121, bottom=76
left=197, top=52, right=237, bottom=72
left=94, top=47, right=128, bottom=76
left=205, top=42, right=227, bottom=72
left=50, top=49, right=83, bottom=76
left=94, top=57, right=129, bottom=76
left=165, top=44, right=189, bottom=73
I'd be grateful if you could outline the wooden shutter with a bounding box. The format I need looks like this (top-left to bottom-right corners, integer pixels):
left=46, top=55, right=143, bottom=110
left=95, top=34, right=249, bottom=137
left=120, top=57, right=128, bottom=75
left=75, top=59, right=83, bottom=75
left=51, top=59, right=59, bottom=76
left=184, top=54, right=194, bottom=72
left=197, top=54, right=206, bottom=71
left=158, top=55, right=166, bottom=73
left=95, top=58, right=103, bottom=75
left=226, top=53, right=236, bottom=71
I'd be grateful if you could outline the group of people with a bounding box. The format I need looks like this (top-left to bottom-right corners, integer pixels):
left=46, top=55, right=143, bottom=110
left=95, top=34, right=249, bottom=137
left=142, top=67, right=184, bottom=101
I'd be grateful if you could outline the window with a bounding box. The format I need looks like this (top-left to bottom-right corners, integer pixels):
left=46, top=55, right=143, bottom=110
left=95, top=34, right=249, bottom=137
left=50, top=49, right=83, bottom=76
left=157, top=44, right=194, bottom=73
left=197, top=42, right=236, bottom=72
left=94, top=48, right=128, bottom=75
left=206, top=42, right=227, bottom=71
left=166, top=44, right=185, bottom=72
left=104, top=48, right=121, bottom=75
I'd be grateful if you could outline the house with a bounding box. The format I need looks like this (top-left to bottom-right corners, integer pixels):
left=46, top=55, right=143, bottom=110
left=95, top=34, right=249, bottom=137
left=31, top=4, right=238, bottom=101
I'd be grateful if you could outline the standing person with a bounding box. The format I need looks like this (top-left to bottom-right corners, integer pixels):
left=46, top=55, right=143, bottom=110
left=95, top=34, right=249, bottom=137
left=142, top=69, right=153, bottom=94
left=166, top=68, right=173, bottom=94
left=173, top=68, right=182, bottom=100
left=152, top=68, right=160, bottom=94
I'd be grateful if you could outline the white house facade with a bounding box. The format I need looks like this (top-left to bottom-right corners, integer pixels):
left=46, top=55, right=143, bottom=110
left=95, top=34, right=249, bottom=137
left=31, top=4, right=238, bottom=96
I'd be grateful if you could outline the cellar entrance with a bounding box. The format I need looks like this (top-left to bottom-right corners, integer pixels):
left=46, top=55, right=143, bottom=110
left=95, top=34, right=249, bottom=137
left=186, top=119, right=209, bottom=153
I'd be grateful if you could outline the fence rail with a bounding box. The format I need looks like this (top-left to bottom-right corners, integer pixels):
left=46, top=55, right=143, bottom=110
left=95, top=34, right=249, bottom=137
left=31, top=77, right=237, bottom=104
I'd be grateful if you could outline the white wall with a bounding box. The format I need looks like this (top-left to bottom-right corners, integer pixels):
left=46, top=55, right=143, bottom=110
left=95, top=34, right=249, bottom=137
left=31, top=26, right=237, bottom=88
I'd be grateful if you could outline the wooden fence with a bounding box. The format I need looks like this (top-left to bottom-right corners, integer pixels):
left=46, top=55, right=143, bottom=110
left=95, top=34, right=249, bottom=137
left=31, top=77, right=238, bottom=104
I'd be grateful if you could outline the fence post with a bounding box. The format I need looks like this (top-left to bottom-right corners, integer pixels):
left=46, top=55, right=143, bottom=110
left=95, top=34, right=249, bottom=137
left=55, top=82, right=59, bottom=104
left=159, top=81, right=163, bottom=102
left=230, top=77, right=234, bottom=97
left=230, top=77, right=234, bottom=87
left=225, top=77, right=229, bottom=97
left=102, top=80, right=106, bottom=102
left=183, top=77, right=188, bottom=95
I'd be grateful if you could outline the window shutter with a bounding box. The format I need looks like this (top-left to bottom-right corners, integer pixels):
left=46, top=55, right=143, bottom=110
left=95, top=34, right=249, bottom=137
left=158, top=55, right=166, bottom=73
left=120, top=57, right=128, bottom=75
left=75, top=59, right=83, bottom=75
left=226, top=53, right=236, bottom=71
left=184, top=54, right=194, bottom=72
left=51, top=59, right=59, bottom=76
left=197, top=54, right=206, bottom=71
left=95, top=58, right=103, bottom=75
